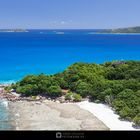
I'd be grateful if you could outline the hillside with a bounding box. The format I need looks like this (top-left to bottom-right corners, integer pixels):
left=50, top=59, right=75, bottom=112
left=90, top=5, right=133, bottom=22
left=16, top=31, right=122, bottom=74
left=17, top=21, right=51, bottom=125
left=100, top=26, right=140, bottom=33
left=6, top=60, right=140, bottom=127
left=0, top=29, right=28, bottom=32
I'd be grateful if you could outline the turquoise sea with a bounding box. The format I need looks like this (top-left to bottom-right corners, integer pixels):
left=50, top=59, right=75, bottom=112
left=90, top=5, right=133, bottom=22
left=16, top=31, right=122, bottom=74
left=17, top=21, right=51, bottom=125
left=0, top=29, right=140, bottom=129
left=0, top=30, right=140, bottom=83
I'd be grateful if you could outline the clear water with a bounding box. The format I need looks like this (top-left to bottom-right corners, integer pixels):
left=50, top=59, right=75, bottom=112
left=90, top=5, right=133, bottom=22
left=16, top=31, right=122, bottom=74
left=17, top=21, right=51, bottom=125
left=0, top=100, right=14, bottom=130
left=0, top=29, right=140, bottom=130
left=0, top=29, right=140, bottom=83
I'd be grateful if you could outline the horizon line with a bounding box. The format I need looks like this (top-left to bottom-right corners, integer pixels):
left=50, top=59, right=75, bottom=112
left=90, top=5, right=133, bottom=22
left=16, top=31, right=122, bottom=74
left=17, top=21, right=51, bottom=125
left=0, top=26, right=140, bottom=30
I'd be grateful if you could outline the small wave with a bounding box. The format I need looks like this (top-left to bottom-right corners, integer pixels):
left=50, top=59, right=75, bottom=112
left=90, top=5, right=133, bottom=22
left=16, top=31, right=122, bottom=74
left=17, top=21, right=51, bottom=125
left=88, top=32, right=96, bottom=34
left=0, top=80, right=16, bottom=85
left=0, top=100, right=8, bottom=108
left=55, top=32, right=65, bottom=34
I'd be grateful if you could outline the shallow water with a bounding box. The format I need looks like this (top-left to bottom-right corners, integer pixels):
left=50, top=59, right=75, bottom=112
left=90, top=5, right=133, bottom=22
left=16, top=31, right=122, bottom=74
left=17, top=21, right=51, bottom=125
left=0, top=29, right=140, bottom=130
left=0, top=100, right=15, bottom=130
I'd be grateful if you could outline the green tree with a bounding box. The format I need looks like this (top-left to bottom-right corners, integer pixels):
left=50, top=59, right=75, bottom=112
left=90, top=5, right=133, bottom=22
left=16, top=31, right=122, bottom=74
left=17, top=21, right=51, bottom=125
left=133, top=113, right=140, bottom=127
left=73, top=94, right=82, bottom=102
left=119, top=106, right=133, bottom=120
left=65, top=92, right=82, bottom=102
left=16, top=84, right=37, bottom=96
left=75, top=81, right=90, bottom=97
left=47, top=86, right=62, bottom=97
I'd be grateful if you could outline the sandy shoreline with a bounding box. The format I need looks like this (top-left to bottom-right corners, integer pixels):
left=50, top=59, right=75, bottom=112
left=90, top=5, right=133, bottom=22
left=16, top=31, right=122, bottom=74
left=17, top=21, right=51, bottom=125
left=8, top=100, right=109, bottom=130
left=1, top=85, right=108, bottom=130
left=77, top=101, right=140, bottom=130
left=2, top=84, right=139, bottom=130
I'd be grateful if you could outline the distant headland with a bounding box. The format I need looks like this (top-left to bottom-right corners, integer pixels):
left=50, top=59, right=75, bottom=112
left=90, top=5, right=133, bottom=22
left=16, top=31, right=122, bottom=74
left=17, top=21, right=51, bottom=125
left=99, top=26, right=140, bottom=33
left=0, top=29, right=28, bottom=32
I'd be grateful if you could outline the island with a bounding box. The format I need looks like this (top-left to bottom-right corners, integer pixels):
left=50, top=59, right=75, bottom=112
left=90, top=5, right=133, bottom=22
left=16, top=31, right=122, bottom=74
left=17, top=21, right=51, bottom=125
left=99, top=26, right=140, bottom=33
left=0, top=29, right=28, bottom=32
left=1, top=60, right=140, bottom=130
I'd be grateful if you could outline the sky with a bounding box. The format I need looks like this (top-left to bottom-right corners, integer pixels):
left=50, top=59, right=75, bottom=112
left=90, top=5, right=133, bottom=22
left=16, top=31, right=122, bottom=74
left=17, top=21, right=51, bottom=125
left=0, top=0, right=140, bottom=29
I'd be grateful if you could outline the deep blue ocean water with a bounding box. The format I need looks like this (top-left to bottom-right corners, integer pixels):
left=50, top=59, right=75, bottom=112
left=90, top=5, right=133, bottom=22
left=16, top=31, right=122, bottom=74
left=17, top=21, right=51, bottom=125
left=0, top=29, right=140, bottom=83
left=0, top=29, right=140, bottom=130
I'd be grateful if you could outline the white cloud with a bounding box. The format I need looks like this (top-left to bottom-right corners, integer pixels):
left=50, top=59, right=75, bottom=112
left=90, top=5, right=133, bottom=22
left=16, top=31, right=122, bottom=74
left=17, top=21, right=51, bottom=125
left=50, top=20, right=72, bottom=26
left=60, top=21, right=66, bottom=24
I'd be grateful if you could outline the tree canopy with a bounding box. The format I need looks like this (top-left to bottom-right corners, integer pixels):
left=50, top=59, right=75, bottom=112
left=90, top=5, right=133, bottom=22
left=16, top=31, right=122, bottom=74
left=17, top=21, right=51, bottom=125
left=11, top=60, right=140, bottom=127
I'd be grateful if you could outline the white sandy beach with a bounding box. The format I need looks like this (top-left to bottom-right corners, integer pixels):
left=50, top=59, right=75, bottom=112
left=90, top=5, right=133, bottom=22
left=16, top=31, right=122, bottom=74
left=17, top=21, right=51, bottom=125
left=77, top=101, right=140, bottom=130
left=1, top=86, right=139, bottom=131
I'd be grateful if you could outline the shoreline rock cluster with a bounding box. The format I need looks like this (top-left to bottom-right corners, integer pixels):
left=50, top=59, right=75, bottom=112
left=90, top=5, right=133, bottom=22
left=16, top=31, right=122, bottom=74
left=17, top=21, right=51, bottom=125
left=0, top=85, right=109, bottom=130
left=0, top=85, right=86, bottom=103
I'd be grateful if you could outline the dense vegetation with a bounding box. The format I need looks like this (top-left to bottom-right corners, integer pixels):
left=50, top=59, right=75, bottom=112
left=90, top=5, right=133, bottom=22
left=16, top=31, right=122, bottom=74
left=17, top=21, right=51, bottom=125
left=10, top=60, right=140, bottom=127
left=100, top=26, right=140, bottom=33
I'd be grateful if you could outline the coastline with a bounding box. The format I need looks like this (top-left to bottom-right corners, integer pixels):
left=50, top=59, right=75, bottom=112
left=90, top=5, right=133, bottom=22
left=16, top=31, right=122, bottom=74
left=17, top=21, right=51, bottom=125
left=77, top=101, right=140, bottom=130
left=5, top=98, right=140, bottom=131
left=95, top=32, right=140, bottom=35
left=0, top=84, right=139, bottom=130
left=0, top=84, right=109, bottom=130
left=0, top=99, right=16, bottom=130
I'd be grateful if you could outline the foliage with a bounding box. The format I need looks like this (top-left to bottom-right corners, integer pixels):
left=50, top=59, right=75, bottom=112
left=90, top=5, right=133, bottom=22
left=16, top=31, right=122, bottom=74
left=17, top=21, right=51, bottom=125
left=133, top=114, right=140, bottom=127
left=47, top=85, right=62, bottom=97
left=11, top=60, right=140, bottom=126
left=65, top=92, right=73, bottom=100
left=73, top=93, right=82, bottom=102
left=100, top=26, right=140, bottom=33
left=65, top=92, right=82, bottom=102
left=31, top=96, right=37, bottom=100
left=4, top=86, right=12, bottom=93
left=14, top=74, right=62, bottom=97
